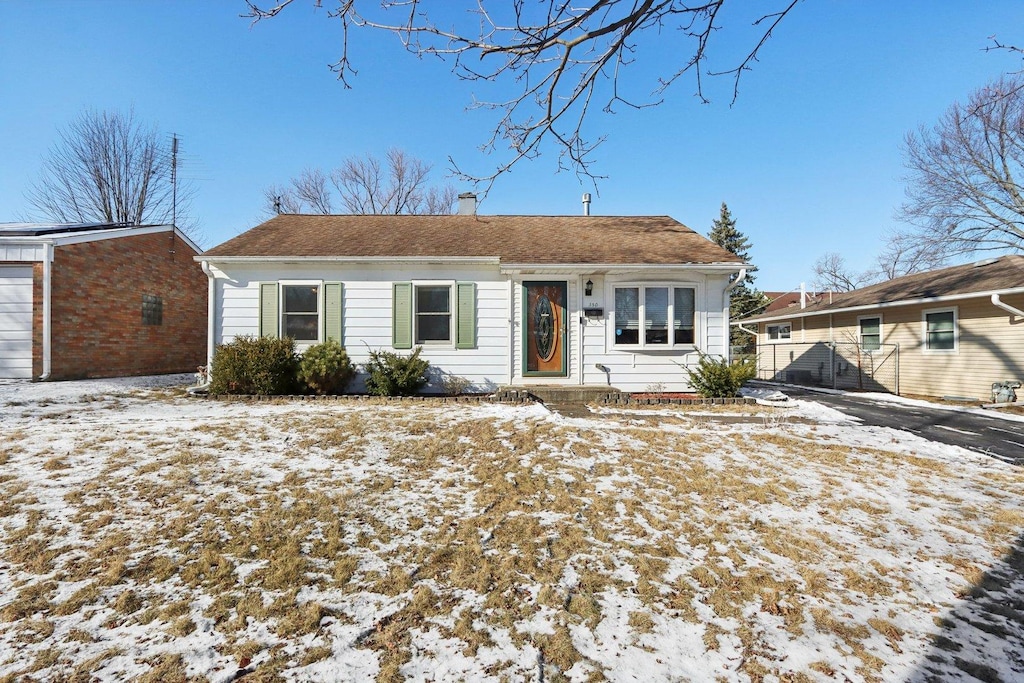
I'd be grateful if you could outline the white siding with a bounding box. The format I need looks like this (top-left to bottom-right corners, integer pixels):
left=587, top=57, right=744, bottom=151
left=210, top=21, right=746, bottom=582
left=211, top=262, right=510, bottom=392
left=0, top=244, right=44, bottom=263
left=0, top=265, right=33, bottom=379
left=508, top=270, right=732, bottom=391
left=578, top=271, right=731, bottom=392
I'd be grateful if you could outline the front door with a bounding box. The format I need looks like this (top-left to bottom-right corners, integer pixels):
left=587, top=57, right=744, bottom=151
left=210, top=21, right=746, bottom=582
left=523, top=281, right=567, bottom=377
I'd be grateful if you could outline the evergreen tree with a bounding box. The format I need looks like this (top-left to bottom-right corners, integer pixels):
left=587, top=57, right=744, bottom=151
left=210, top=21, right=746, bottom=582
left=709, top=203, right=752, bottom=269
left=709, top=203, right=767, bottom=352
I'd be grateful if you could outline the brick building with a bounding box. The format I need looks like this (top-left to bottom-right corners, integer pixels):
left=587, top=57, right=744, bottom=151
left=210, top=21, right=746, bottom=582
left=0, top=223, right=206, bottom=380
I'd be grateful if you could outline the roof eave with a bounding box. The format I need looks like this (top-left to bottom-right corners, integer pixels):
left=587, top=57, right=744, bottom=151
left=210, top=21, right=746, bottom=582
left=197, top=255, right=502, bottom=265
left=737, top=285, right=1024, bottom=324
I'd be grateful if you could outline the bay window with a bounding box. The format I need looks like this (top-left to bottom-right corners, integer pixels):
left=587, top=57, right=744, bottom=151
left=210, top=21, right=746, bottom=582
left=613, top=285, right=695, bottom=348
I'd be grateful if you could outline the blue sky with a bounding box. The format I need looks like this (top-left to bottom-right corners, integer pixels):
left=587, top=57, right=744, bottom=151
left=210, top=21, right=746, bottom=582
left=2, top=1, right=1022, bottom=291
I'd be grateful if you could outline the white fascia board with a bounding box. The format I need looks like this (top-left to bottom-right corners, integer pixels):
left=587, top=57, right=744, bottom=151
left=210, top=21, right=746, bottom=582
left=48, top=224, right=179, bottom=247
left=500, top=262, right=745, bottom=274
left=196, top=255, right=502, bottom=266
left=743, top=286, right=1024, bottom=324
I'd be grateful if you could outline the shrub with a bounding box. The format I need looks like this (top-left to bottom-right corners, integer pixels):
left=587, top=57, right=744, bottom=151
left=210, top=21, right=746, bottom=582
left=684, top=353, right=757, bottom=398
left=363, top=347, right=430, bottom=396
left=298, top=340, right=355, bottom=395
left=209, top=335, right=299, bottom=395
left=439, top=372, right=472, bottom=396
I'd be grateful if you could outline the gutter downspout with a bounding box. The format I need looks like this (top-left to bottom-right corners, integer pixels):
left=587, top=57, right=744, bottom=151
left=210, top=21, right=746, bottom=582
left=508, top=278, right=515, bottom=386
left=991, top=293, right=1024, bottom=318
left=201, top=259, right=216, bottom=377
left=736, top=323, right=758, bottom=337
left=724, top=268, right=748, bottom=360
left=38, top=243, right=53, bottom=381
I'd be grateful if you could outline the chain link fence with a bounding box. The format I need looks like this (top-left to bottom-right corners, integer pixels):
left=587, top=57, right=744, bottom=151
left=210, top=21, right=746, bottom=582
left=757, top=341, right=899, bottom=394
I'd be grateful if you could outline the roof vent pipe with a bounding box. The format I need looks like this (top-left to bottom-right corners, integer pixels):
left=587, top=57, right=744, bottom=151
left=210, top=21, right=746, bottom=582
left=458, top=192, right=477, bottom=216
left=582, top=193, right=591, bottom=216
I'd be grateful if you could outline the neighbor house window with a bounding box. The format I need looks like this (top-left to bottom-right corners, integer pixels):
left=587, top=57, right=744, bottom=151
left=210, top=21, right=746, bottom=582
left=924, top=308, right=957, bottom=351
left=415, top=285, right=451, bottom=343
left=766, top=323, right=792, bottom=341
left=141, top=294, right=162, bottom=326
left=282, top=284, right=319, bottom=341
left=859, top=316, right=881, bottom=351
left=612, top=285, right=695, bottom=348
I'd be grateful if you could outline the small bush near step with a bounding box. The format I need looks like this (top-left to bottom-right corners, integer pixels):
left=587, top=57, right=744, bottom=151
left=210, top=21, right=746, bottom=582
left=210, top=335, right=299, bottom=395
left=364, top=347, right=430, bottom=396
left=440, top=372, right=473, bottom=396
left=685, top=353, right=757, bottom=398
left=298, top=340, right=355, bottom=395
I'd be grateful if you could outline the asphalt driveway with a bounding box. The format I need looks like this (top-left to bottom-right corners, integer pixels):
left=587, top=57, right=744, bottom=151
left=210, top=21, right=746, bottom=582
left=777, top=385, right=1024, bottom=465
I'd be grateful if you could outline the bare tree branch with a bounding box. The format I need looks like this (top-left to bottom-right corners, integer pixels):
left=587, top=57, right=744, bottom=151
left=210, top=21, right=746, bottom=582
left=26, top=108, right=197, bottom=236
left=812, top=252, right=873, bottom=293
left=898, top=75, right=1024, bottom=258
left=869, top=229, right=949, bottom=281
left=243, top=1, right=799, bottom=187
left=263, top=148, right=456, bottom=215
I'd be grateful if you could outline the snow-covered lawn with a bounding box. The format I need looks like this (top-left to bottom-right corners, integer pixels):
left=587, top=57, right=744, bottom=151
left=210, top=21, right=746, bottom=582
left=1, top=376, right=1022, bottom=682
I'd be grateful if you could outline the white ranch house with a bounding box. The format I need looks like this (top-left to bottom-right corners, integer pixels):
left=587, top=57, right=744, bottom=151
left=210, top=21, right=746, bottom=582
left=198, top=205, right=746, bottom=393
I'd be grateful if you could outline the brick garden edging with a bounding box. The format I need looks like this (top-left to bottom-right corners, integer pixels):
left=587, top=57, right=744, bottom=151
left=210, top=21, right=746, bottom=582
left=601, top=395, right=757, bottom=406
left=204, top=393, right=533, bottom=404
left=203, top=390, right=754, bottom=406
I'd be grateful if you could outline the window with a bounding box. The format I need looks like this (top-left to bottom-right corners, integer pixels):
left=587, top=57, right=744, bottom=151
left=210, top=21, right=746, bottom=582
left=141, top=294, right=162, bottom=326
left=259, top=281, right=343, bottom=342
left=859, top=316, right=881, bottom=351
left=924, top=308, right=956, bottom=351
left=393, top=282, right=476, bottom=349
left=766, top=323, right=792, bottom=342
left=612, top=285, right=695, bottom=348
left=415, top=285, right=451, bottom=343
left=282, top=284, right=319, bottom=341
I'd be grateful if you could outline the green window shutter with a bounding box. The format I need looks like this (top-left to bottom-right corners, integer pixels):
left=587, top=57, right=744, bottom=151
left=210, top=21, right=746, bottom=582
left=324, top=282, right=343, bottom=343
left=392, top=282, right=413, bottom=349
left=259, top=282, right=279, bottom=338
left=455, top=282, right=477, bottom=349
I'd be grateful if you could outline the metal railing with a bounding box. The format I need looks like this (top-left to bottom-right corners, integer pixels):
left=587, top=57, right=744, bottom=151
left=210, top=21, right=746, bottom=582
left=757, top=341, right=899, bottom=394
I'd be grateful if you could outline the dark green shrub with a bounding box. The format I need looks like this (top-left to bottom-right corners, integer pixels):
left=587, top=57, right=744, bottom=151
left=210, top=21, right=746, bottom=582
left=685, top=353, right=757, bottom=398
left=363, top=347, right=430, bottom=396
left=209, top=335, right=299, bottom=395
left=298, top=340, right=355, bottom=395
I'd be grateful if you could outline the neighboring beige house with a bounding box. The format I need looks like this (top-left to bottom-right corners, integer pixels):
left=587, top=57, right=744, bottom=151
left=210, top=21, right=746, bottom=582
left=739, top=255, right=1024, bottom=400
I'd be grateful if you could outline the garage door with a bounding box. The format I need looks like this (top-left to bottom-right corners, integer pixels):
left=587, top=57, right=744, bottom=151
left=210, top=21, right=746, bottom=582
left=0, top=266, right=33, bottom=379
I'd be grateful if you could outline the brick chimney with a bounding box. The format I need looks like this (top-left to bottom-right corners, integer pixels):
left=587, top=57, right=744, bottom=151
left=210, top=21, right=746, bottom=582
left=458, top=192, right=477, bottom=215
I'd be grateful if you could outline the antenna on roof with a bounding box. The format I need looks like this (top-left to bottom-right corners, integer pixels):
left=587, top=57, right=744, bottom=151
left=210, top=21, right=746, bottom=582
left=170, top=134, right=180, bottom=228
left=169, top=134, right=179, bottom=258
left=274, top=196, right=282, bottom=215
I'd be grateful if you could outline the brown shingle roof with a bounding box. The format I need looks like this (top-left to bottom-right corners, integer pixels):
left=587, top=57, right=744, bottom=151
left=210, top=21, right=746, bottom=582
left=744, top=255, right=1024, bottom=322
left=203, top=214, right=743, bottom=266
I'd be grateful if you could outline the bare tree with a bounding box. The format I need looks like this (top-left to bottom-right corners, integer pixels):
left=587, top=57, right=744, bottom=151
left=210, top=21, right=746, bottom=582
left=244, top=1, right=799, bottom=187
left=27, top=108, right=196, bottom=235
left=869, top=229, right=948, bottom=281
left=812, top=253, right=872, bottom=293
left=899, top=75, right=1024, bottom=257
left=264, top=149, right=458, bottom=215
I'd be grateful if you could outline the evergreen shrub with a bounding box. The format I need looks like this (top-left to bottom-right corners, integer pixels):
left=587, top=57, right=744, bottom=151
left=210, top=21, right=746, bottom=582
left=298, top=339, right=355, bottom=395
left=363, top=347, right=430, bottom=396
left=209, top=335, right=299, bottom=395
left=685, top=353, right=757, bottom=398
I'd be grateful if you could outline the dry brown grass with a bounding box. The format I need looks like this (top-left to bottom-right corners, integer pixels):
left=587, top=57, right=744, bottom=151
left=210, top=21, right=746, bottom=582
left=2, top=396, right=1022, bottom=682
